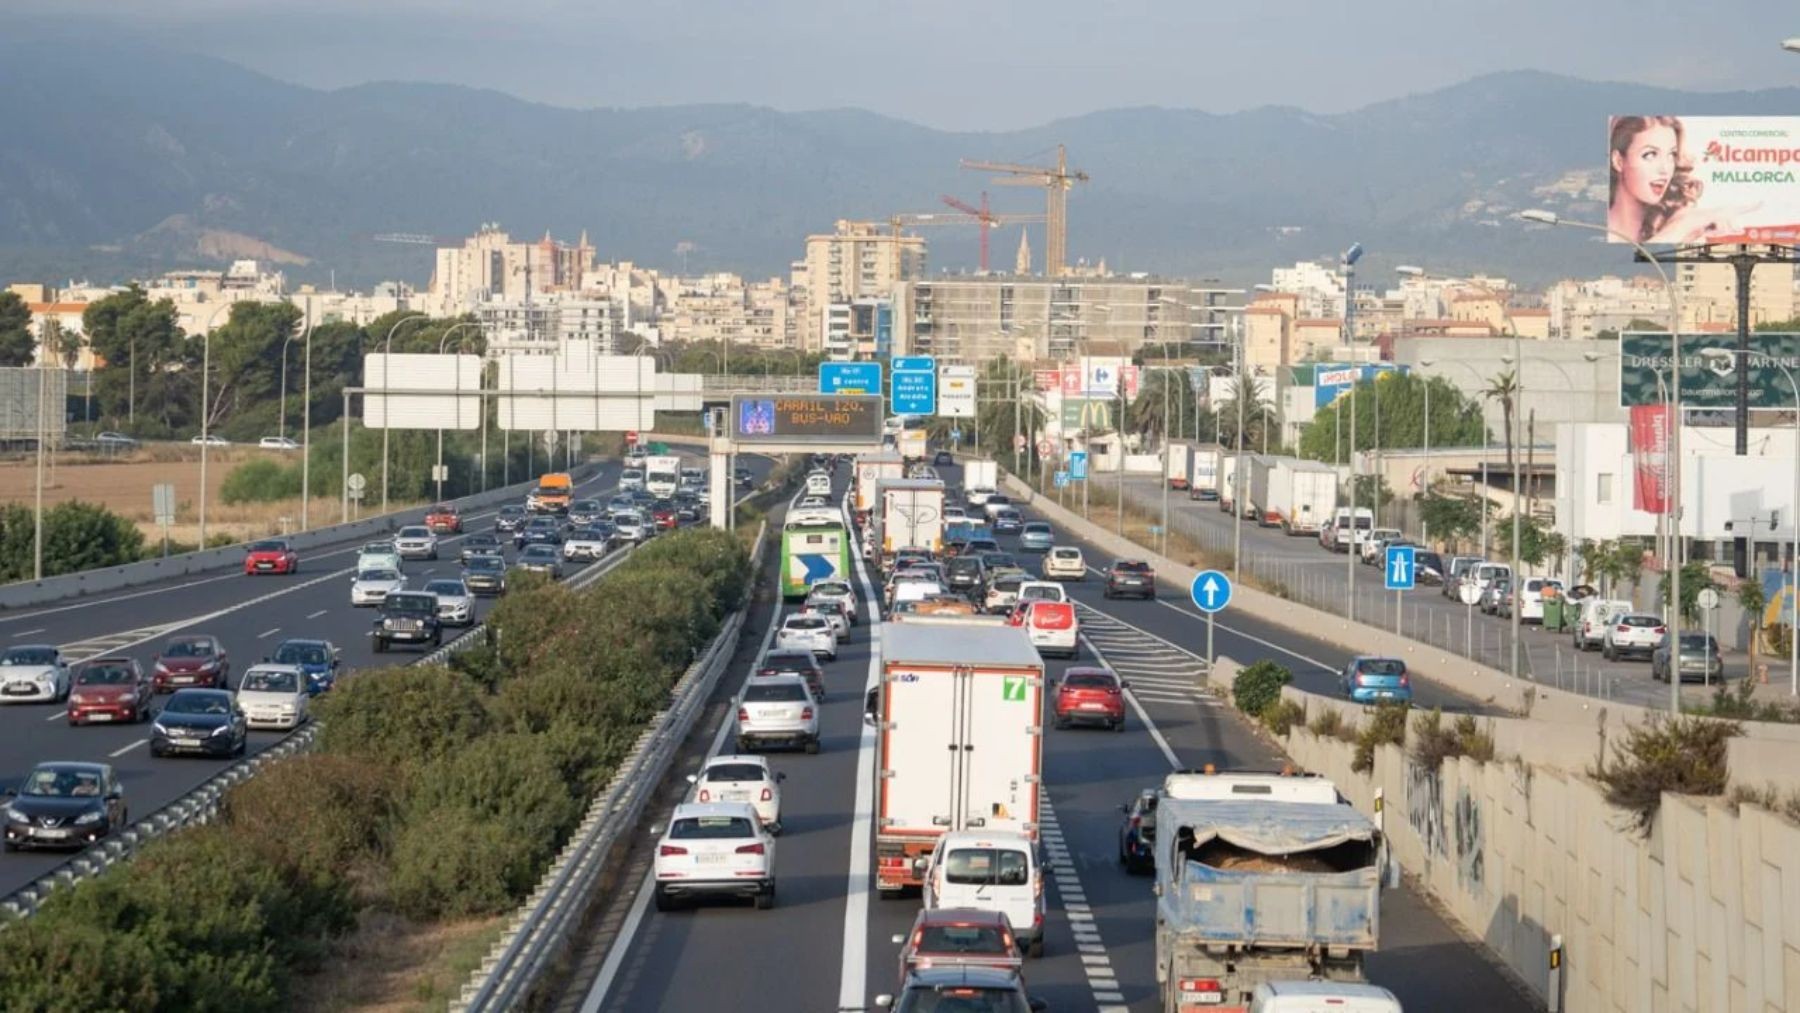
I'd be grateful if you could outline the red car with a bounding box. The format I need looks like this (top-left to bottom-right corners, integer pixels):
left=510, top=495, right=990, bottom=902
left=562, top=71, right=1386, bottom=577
left=651, top=501, right=679, bottom=530
left=425, top=504, right=463, bottom=534
left=68, top=657, right=153, bottom=726
left=894, top=907, right=1023, bottom=986
left=152, top=634, right=231, bottom=692
left=244, top=538, right=298, bottom=575
left=1052, top=666, right=1128, bottom=731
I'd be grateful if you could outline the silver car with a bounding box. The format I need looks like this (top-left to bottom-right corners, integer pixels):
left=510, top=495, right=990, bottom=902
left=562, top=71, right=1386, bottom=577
left=1018, top=521, right=1055, bottom=552
left=0, top=644, right=70, bottom=704
left=393, top=525, right=439, bottom=561
left=514, top=544, right=564, bottom=579
left=423, top=578, right=476, bottom=627
left=351, top=568, right=405, bottom=606
left=562, top=528, right=611, bottom=562
left=803, top=581, right=857, bottom=626
left=735, top=675, right=819, bottom=754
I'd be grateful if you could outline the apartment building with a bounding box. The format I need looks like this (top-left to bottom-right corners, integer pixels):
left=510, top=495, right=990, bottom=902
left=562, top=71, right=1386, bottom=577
left=797, top=221, right=925, bottom=352
left=428, top=224, right=595, bottom=316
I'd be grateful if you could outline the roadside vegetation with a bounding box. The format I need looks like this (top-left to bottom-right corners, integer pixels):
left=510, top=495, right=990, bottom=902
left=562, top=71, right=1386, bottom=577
left=0, top=527, right=750, bottom=1011
left=1589, top=715, right=1738, bottom=837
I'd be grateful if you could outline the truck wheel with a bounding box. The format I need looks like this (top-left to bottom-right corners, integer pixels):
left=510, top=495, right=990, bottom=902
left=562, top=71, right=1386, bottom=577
left=804, top=738, right=820, bottom=755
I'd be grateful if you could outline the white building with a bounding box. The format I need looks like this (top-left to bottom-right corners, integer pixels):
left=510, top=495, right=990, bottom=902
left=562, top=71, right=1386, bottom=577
left=1269, top=261, right=1347, bottom=320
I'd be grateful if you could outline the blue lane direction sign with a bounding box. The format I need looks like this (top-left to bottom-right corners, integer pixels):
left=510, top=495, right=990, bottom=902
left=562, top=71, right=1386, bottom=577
left=1384, top=545, right=1417, bottom=591
left=1054, top=469, right=1070, bottom=489
left=819, top=361, right=882, bottom=395
left=1069, top=451, right=1089, bottom=481
left=1190, top=569, right=1232, bottom=614
left=891, top=355, right=937, bottom=415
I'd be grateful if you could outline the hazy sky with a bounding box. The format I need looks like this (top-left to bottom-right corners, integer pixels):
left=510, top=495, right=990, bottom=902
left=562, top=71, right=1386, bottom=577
left=18, top=1, right=1800, bottom=129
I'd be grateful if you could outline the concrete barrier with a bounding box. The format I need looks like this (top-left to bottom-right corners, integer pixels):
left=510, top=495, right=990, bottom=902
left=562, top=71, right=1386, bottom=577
left=0, top=463, right=600, bottom=612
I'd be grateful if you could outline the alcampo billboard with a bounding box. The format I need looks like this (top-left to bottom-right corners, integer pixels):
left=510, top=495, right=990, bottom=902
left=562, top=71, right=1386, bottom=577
left=1608, top=116, right=1800, bottom=246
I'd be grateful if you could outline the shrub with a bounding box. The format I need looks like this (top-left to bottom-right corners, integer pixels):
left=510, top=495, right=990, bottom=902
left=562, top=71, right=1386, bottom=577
left=315, top=664, right=490, bottom=770
left=224, top=754, right=394, bottom=878
left=1589, top=715, right=1738, bottom=837
left=385, top=805, right=544, bottom=919
left=1352, top=703, right=1410, bottom=774
left=0, top=917, right=161, bottom=1012
left=0, top=501, right=148, bottom=580
left=219, top=458, right=301, bottom=504
left=627, top=528, right=752, bottom=613
left=1410, top=709, right=1497, bottom=769
left=1231, top=660, right=1292, bottom=717
left=1729, top=783, right=1800, bottom=825
left=1261, top=698, right=1305, bottom=736
left=1694, top=680, right=1800, bottom=724
left=492, top=663, right=667, bottom=737
left=1308, top=708, right=1347, bottom=739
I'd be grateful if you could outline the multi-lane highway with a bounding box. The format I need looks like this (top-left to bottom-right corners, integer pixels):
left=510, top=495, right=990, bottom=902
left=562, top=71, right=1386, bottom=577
left=0, top=452, right=769, bottom=901
left=574, top=461, right=1533, bottom=1012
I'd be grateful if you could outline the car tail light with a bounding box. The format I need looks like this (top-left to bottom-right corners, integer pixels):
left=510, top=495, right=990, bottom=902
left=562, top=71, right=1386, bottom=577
left=801, top=707, right=814, bottom=720
left=760, top=787, right=773, bottom=802
left=737, top=707, right=749, bottom=723
left=1399, top=673, right=1410, bottom=687
left=1655, top=627, right=1666, bottom=635
left=659, top=845, right=688, bottom=857
left=736, top=842, right=765, bottom=855
left=1179, top=978, right=1224, bottom=1003
left=697, top=789, right=710, bottom=801
left=1617, top=624, right=1630, bottom=633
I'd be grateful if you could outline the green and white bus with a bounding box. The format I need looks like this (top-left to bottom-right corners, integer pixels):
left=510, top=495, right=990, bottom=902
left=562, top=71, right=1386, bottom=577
left=781, top=509, right=851, bottom=599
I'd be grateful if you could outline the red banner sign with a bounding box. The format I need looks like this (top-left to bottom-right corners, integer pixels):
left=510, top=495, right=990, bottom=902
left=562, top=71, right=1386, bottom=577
left=1629, top=404, right=1671, bottom=515
left=1034, top=369, right=1060, bottom=392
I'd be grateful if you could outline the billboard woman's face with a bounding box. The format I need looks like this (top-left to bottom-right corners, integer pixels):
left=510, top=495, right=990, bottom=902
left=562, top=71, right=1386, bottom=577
left=1613, top=124, right=1679, bottom=207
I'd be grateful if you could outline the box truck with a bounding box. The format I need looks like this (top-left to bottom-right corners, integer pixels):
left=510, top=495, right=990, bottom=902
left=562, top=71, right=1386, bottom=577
left=1218, top=454, right=1258, bottom=518
left=643, top=455, right=682, bottom=499
left=853, top=453, right=906, bottom=525
left=1188, top=444, right=1223, bottom=501
left=1164, top=443, right=1192, bottom=489
left=1250, top=457, right=1339, bottom=535
left=876, top=477, right=946, bottom=558
left=870, top=616, right=1044, bottom=897
left=962, top=458, right=999, bottom=502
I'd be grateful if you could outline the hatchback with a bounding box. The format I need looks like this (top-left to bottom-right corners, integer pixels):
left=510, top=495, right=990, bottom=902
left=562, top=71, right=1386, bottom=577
left=68, top=658, right=152, bottom=725
left=736, top=675, right=819, bottom=753
left=1043, top=546, right=1086, bottom=581
left=1340, top=656, right=1412, bottom=705
left=688, top=755, right=784, bottom=831
left=1603, top=614, right=1665, bottom=661
left=891, top=907, right=1023, bottom=988
left=1653, top=631, right=1724, bottom=683
left=992, top=508, right=1024, bottom=534
left=775, top=614, right=837, bottom=660
left=1053, top=667, right=1127, bottom=731
left=1103, top=560, right=1156, bottom=599
left=653, top=802, right=777, bottom=910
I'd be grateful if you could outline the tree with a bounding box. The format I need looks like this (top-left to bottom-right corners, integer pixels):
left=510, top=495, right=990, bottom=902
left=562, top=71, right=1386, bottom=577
left=1126, top=367, right=1204, bottom=444
left=201, top=301, right=304, bottom=437
left=1419, top=493, right=1489, bottom=548
left=1655, top=560, right=1721, bottom=625
left=1216, top=374, right=1277, bottom=452
left=1482, top=370, right=1519, bottom=477
left=81, top=286, right=187, bottom=433
left=1298, top=371, right=1484, bottom=465
left=0, top=291, right=33, bottom=366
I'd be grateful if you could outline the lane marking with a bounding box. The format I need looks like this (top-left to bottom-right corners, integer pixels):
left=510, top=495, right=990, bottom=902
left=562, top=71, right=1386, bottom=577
left=45, top=710, right=65, bottom=722
left=306, top=610, right=327, bottom=619
left=9, top=628, right=45, bottom=638
left=108, top=737, right=147, bottom=758
left=256, top=628, right=280, bottom=639
left=837, top=488, right=881, bottom=1013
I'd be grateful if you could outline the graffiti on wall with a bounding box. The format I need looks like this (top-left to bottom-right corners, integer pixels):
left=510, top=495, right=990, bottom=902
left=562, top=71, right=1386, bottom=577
left=1405, top=760, right=1447, bottom=859
left=1453, top=783, right=1486, bottom=895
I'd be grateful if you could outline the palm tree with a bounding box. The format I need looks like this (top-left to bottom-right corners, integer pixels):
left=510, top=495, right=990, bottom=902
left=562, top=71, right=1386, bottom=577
left=1482, top=369, right=1518, bottom=476
left=1218, top=375, right=1273, bottom=452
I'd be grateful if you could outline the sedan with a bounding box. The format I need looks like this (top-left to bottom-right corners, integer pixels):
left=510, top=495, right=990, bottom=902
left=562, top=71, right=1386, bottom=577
left=1103, top=560, right=1157, bottom=599
left=514, top=516, right=564, bottom=550
left=3, top=762, right=128, bottom=852
left=356, top=541, right=403, bottom=573
left=562, top=527, right=612, bottom=562
left=460, top=532, right=503, bottom=561
left=237, top=664, right=309, bottom=730
left=425, top=504, right=463, bottom=534
left=462, top=554, right=508, bottom=596
left=68, top=658, right=153, bottom=725
left=393, top=525, right=440, bottom=560
left=992, top=508, right=1024, bottom=535
left=568, top=499, right=604, bottom=527
left=152, top=634, right=230, bottom=692
left=1340, top=656, right=1412, bottom=705
left=1017, top=522, right=1055, bottom=553
left=0, top=644, right=70, bottom=704
left=150, top=689, right=247, bottom=758
left=257, top=435, right=299, bottom=450
left=351, top=568, right=405, bottom=606
left=243, top=538, right=299, bottom=575
left=775, top=614, right=837, bottom=661
left=423, top=578, right=477, bottom=627
left=94, top=431, right=138, bottom=450
left=269, top=638, right=340, bottom=694
left=495, top=505, right=528, bottom=533
left=189, top=433, right=230, bottom=446
left=514, top=543, right=564, bottom=579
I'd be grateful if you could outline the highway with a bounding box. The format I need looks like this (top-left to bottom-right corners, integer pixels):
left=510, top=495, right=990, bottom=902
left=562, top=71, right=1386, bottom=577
left=0, top=451, right=770, bottom=901
left=575, top=461, right=1534, bottom=1013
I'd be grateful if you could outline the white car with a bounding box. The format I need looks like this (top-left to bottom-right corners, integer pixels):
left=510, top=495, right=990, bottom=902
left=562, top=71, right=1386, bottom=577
left=257, top=436, right=300, bottom=451
left=688, top=754, right=785, bottom=832
left=980, top=497, right=1014, bottom=521
left=1574, top=597, right=1633, bottom=652
left=804, top=580, right=857, bottom=625
left=966, top=486, right=996, bottom=507
left=1603, top=613, right=1666, bottom=661
left=620, top=468, right=646, bottom=492
left=189, top=433, right=230, bottom=446
left=1360, top=529, right=1403, bottom=565
left=0, top=644, right=70, bottom=704
left=562, top=528, right=611, bottom=561
left=1042, top=546, right=1087, bottom=581
left=356, top=542, right=403, bottom=573
left=775, top=613, right=837, bottom=660
left=351, top=568, right=405, bottom=606
left=798, top=495, right=830, bottom=510
left=653, top=802, right=777, bottom=911
left=1512, top=577, right=1564, bottom=623
left=236, top=664, right=309, bottom=730
left=735, top=674, right=819, bottom=753
left=984, top=573, right=1026, bottom=614
left=805, top=472, right=832, bottom=497
left=393, top=525, right=440, bottom=560
left=422, top=578, right=476, bottom=627
left=611, top=511, right=649, bottom=543
left=1015, top=580, right=1068, bottom=606
left=943, top=505, right=969, bottom=524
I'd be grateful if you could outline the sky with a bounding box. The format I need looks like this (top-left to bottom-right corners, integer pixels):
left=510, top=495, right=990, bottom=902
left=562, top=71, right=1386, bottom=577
left=15, top=0, right=1800, bottom=130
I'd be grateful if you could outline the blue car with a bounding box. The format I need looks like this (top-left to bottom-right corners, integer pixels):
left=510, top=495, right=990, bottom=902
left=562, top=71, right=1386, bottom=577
left=1018, top=521, right=1054, bottom=553
left=1340, top=656, right=1412, bottom=705
left=268, top=638, right=341, bottom=695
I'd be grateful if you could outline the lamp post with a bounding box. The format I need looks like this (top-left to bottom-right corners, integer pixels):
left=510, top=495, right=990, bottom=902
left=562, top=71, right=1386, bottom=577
left=297, top=297, right=314, bottom=530
left=1341, top=242, right=1364, bottom=621
left=1417, top=359, right=1436, bottom=546
left=1519, top=209, right=1682, bottom=709
left=379, top=313, right=429, bottom=515
left=435, top=322, right=481, bottom=502
left=196, top=302, right=234, bottom=549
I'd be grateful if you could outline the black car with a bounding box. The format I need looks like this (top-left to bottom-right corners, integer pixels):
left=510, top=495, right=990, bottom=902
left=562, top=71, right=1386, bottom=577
left=734, top=467, right=754, bottom=488
left=460, top=532, right=503, bottom=561
left=881, top=965, right=1044, bottom=1013
left=945, top=556, right=987, bottom=593
left=757, top=649, right=826, bottom=701
left=150, top=688, right=247, bottom=758
left=1104, top=559, right=1157, bottom=599
left=495, top=505, right=527, bottom=533
left=373, top=591, right=444, bottom=652
left=1118, top=788, right=1158, bottom=874
left=933, top=450, right=954, bottom=466
left=514, top=516, right=564, bottom=549
left=3, top=761, right=127, bottom=851
left=1414, top=550, right=1446, bottom=587
left=462, top=554, right=508, bottom=596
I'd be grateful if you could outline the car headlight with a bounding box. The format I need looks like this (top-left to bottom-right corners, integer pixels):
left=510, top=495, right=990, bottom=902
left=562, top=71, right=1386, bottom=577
left=74, top=810, right=102, bottom=825
left=154, top=662, right=170, bottom=674
left=152, top=722, right=169, bottom=735
left=70, top=693, right=88, bottom=704
left=3, top=805, right=22, bottom=822
left=118, top=693, right=136, bottom=703
left=210, top=724, right=233, bottom=736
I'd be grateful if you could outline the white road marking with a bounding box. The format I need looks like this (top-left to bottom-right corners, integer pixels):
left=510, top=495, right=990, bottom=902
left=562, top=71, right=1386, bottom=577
left=1154, top=597, right=1338, bottom=674
left=108, top=738, right=147, bottom=758
left=45, top=710, right=65, bottom=722
left=256, top=628, right=280, bottom=639
left=9, top=628, right=45, bottom=638
left=837, top=491, right=882, bottom=1012
left=306, top=610, right=327, bottom=619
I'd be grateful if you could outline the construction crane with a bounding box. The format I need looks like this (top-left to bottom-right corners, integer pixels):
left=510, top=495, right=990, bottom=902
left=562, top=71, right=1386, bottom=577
left=884, top=202, right=1046, bottom=274
left=369, top=232, right=454, bottom=246
left=960, top=144, right=1088, bottom=277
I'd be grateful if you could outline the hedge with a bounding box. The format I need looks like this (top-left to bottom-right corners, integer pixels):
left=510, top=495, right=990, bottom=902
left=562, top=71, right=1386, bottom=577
left=0, top=526, right=752, bottom=1007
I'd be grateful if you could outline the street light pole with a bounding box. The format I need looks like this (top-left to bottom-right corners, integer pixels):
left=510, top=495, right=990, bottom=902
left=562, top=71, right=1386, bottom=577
left=298, top=298, right=314, bottom=530
left=1233, top=316, right=1247, bottom=585
left=1341, top=243, right=1364, bottom=620
left=434, top=322, right=480, bottom=503
left=197, top=302, right=233, bottom=549
left=380, top=314, right=429, bottom=515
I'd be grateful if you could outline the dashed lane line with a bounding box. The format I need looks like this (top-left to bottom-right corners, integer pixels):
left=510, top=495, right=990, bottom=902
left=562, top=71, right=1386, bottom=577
left=1041, top=796, right=1128, bottom=1011
left=108, top=738, right=147, bottom=758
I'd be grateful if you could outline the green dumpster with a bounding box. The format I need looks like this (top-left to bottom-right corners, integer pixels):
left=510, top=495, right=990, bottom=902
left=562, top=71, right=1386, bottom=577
left=1542, top=595, right=1566, bottom=632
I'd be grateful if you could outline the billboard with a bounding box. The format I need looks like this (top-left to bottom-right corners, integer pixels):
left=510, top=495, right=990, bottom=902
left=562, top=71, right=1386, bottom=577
left=1618, top=331, right=1800, bottom=408
left=494, top=350, right=657, bottom=432
left=727, top=395, right=884, bottom=444
left=363, top=354, right=483, bottom=430
left=1060, top=398, right=1113, bottom=432
left=1607, top=116, right=1800, bottom=246
left=1311, top=363, right=1403, bottom=408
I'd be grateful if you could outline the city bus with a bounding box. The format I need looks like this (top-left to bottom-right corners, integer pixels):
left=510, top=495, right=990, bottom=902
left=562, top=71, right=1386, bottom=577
left=781, top=510, right=851, bottom=599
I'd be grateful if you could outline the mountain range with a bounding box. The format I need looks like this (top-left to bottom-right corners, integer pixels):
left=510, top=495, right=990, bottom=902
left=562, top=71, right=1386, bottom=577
left=4, top=25, right=1799, bottom=290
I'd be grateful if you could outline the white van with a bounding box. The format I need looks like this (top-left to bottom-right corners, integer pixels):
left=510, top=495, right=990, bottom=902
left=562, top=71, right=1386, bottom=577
left=1459, top=562, right=1512, bottom=606
left=921, top=829, right=1046, bottom=957
left=1574, top=597, right=1633, bottom=651
left=1249, top=981, right=1402, bottom=1013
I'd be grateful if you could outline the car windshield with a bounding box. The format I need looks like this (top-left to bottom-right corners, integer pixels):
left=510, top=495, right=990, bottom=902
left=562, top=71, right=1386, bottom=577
left=358, top=570, right=399, bottom=582
left=1622, top=616, right=1662, bottom=628
left=943, top=847, right=1030, bottom=887
left=744, top=682, right=808, bottom=702
left=1051, top=548, right=1079, bottom=559
left=467, top=534, right=495, bottom=544
left=274, top=643, right=330, bottom=666
left=761, top=653, right=816, bottom=671
left=399, top=527, right=430, bottom=538
left=992, top=576, right=1024, bottom=592
left=248, top=540, right=286, bottom=552
left=385, top=595, right=436, bottom=614
left=811, top=582, right=851, bottom=597
left=1114, top=561, right=1152, bottom=573
left=1023, top=523, right=1051, bottom=534
left=521, top=546, right=556, bottom=560
left=165, top=693, right=232, bottom=715
left=916, top=924, right=1010, bottom=955
left=2, top=647, right=57, bottom=666
left=161, top=638, right=213, bottom=658
left=668, top=815, right=757, bottom=840
left=1063, top=672, right=1115, bottom=689
left=242, top=669, right=298, bottom=693
left=76, top=664, right=133, bottom=685
left=1679, top=634, right=1718, bottom=650
left=425, top=581, right=466, bottom=596
left=786, top=617, right=827, bottom=630
left=500, top=507, right=523, bottom=517
left=981, top=554, right=1016, bottom=569
left=21, top=768, right=103, bottom=798
left=704, top=764, right=766, bottom=783
left=467, top=557, right=504, bottom=573
left=1356, top=659, right=1407, bottom=676
left=363, top=542, right=393, bottom=553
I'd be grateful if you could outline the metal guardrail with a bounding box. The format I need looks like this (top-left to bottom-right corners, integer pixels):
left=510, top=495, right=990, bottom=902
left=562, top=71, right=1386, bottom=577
left=0, top=542, right=636, bottom=921
left=453, top=521, right=770, bottom=1012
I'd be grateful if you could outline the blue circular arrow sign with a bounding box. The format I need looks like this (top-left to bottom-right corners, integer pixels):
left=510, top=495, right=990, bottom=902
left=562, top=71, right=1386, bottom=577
left=1190, top=569, right=1232, bottom=614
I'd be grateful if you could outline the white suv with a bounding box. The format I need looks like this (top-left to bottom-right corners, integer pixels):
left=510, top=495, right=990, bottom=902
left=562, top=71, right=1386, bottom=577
left=653, top=802, right=776, bottom=911
left=393, top=526, right=440, bottom=561
left=1603, top=613, right=1666, bottom=661
left=688, top=755, right=784, bottom=832
left=1042, top=546, right=1086, bottom=581
left=798, top=603, right=849, bottom=642
left=804, top=581, right=857, bottom=626
left=775, top=613, right=838, bottom=660
left=736, top=675, right=820, bottom=753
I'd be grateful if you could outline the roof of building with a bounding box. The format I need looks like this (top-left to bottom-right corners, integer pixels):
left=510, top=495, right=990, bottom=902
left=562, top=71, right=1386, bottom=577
left=1509, top=307, right=1551, bottom=317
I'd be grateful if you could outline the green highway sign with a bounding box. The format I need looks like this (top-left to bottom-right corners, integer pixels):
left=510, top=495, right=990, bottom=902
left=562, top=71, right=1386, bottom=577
left=1620, top=331, right=1800, bottom=409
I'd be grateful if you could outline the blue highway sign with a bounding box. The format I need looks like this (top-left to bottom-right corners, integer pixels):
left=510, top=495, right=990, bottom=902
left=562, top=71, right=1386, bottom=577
left=1190, top=569, right=1233, bottom=613
left=1384, top=544, right=1416, bottom=591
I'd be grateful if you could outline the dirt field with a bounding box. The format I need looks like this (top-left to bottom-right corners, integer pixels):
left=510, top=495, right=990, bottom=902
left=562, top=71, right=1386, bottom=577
left=0, top=447, right=392, bottom=545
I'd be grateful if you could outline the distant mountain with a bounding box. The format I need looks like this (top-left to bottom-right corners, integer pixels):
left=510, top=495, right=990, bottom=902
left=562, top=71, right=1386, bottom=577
left=3, top=26, right=1798, bottom=289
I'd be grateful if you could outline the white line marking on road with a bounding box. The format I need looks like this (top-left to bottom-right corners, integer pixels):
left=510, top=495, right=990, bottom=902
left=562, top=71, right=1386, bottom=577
left=837, top=491, right=882, bottom=1012
left=45, top=710, right=65, bottom=722
left=109, top=738, right=147, bottom=757
left=9, top=628, right=44, bottom=638
left=1080, top=632, right=1181, bottom=769
left=256, top=628, right=280, bottom=639
left=1154, top=597, right=1337, bottom=674
left=306, top=610, right=327, bottom=619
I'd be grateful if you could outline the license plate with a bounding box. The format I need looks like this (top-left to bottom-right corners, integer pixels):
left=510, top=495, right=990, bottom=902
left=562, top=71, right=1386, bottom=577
left=173, top=738, right=201, bottom=748
left=88, top=713, right=113, bottom=722
left=721, top=791, right=749, bottom=801
left=33, top=828, right=69, bottom=839
left=256, top=563, right=272, bottom=570
left=696, top=852, right=727, bottom=865
left=1080, top=702, right=1106, bottom=710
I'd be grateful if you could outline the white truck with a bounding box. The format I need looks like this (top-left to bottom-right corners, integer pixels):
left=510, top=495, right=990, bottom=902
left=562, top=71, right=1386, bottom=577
left=1188, top=444, right=1223, bottom=501
left=1164, top=443, right=1192, bottom=490
left=1218, top=453, right=1257, bottom=518
left=962, top=458, right=999, bottom=502
left=1250, top=457, right=1340, bottom=536
left=643, top=455, right=682, bottom=499
left=876, top=477, right=946, bottom=558
left=898, top=429, right=928, bottom=464
left=853, top=452, right=906, bottom=525
left=869, top=616, right=1044, bottom=897
left=1153, top=770, right=1394, bottom=1012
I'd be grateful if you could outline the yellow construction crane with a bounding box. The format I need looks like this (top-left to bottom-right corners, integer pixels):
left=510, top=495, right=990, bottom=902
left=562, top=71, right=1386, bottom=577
left=960, top=144, right=1088, bottom=277
left=885, top=206, right=1046, bottom=273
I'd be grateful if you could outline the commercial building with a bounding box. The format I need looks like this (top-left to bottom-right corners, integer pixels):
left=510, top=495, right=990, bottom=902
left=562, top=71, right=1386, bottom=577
left=1391, top=336, right=1625, bottom=437
left=798, top=220, right=924, bottom=352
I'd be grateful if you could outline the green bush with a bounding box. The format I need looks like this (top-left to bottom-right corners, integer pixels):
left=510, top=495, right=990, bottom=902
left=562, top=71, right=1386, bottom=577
left=0, top=917, right=161, bottom=1012
left=1410, top=709, right=1497, bottom=769
left=385, top=805, right=544, bottom=919
left=1261, top=699, right=1305, bottom=736
left=1231, top=659, right=1293, bottom=717
left=1352, top=703, right=1410, bottom=773
left=0, top=501, right=147, bottom=581
left=1590, top=715, right=1739, bottom=837
left=314, top=664, right=490, bottom=769
left=224, top=754, right=394, bottom=878
left=219, top=458, right=301, bottom=504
